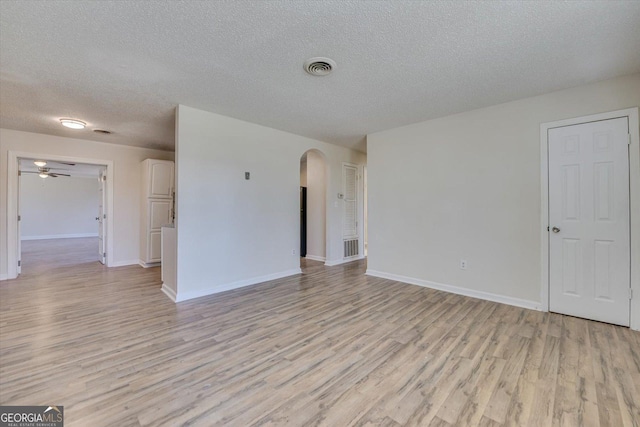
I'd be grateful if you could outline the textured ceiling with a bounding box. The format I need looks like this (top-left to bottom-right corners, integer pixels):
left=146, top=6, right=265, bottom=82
left=1, top=1, right=639, bottom=153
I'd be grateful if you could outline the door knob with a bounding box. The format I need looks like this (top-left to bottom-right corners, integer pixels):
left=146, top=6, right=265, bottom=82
left=95, top=217, right=99, bottom=221
left=552, top=227, right=560, bottom=233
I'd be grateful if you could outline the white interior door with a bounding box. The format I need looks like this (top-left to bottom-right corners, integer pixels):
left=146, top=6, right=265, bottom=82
left=364, top=166, right=368, bottom=257
left=548, top=117, right=630, bottom=326
left=98, top=169, right=106, bottom=264
left=342, top=163, right=359, bottom=258
left=17, top=170, right=22, bottom=275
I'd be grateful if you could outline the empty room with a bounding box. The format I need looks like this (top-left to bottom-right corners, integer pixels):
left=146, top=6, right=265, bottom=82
left=1, top=1, right=639, bottom=426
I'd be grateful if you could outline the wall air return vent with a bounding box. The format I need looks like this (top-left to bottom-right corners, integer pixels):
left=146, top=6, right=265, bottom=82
left=344, top=238, right=359, bottom=258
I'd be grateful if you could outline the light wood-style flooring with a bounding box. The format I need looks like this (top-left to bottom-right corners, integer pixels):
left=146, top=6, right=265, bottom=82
left=1, top=238, right=639, bottom=426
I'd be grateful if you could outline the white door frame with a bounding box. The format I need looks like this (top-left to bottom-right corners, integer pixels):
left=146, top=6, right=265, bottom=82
left=540, top=107, right=640, bottom=330
left=363, top=165, right=368, bottom=257
left=98, top=168, right=107, bottom=264
left=6, top=151, right=114, bottom=279
left=299, top=148, right=330, bottom=263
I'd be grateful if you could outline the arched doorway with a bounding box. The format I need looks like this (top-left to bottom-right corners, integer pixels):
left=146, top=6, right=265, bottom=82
left=300, top=149, right=327, bottom=266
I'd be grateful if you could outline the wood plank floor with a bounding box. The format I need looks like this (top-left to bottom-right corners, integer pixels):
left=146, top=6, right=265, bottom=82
left=1, top=238, right=639, bottom=426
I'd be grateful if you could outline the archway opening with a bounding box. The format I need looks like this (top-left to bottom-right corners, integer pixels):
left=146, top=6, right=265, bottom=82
left=300, top=150, right=327, bottom=268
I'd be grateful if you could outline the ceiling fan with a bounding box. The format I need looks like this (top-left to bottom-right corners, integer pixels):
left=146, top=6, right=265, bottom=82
left=33, top=160, right=75, bottom=167
left=22, top=167, right=71, bottom=178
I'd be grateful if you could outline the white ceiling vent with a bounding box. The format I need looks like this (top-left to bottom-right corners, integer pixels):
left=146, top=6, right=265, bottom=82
left=304, top=57, right=336, bottom=76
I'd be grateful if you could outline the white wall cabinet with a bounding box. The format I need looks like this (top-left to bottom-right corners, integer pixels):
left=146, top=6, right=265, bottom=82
left=148, top=161, right=174, bottom=198
left=141, top=159, right=174, bottom=267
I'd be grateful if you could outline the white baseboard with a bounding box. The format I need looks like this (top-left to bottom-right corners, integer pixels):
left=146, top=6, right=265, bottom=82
left=0, top=274, right=8, bottom=281
left=110, top=259, right=140, bottom=267
left=325, top=255, right=365, bottom=267
left=175, top=268, right=302, bottom=303
left=161, top=284, right=177, bottom=302
left=139, top=260, right=161, bottom=268
left=305, top=255, right=326, bottom=262
left=21, top=233, right=98, bottom=241
left=365, top=269, right=542, bottom=311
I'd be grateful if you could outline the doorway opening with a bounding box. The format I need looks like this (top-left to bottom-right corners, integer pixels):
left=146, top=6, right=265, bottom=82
left=17, top=158, right=107, bottom=275
left=7, top=151, right=114, bottom=280
left=300, top=150, right=328, bottom=268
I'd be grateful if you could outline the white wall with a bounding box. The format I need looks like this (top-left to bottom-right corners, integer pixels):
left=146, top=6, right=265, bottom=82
left=1, top=129, right=174, bottom=278
left=20, top=174, right=99, bottom=239
left=175, top=105, right=366, bottom=301
left=305, top=150, right=326, bottom=260
left=367, top=73, right=640, bottom=318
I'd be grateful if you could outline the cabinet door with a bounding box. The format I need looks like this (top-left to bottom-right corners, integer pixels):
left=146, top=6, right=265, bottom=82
left=149, top=162, right=174, bottom=198
left=149, top=231, right=162, bottom=262
left=149, top=200, right=172, bottom=230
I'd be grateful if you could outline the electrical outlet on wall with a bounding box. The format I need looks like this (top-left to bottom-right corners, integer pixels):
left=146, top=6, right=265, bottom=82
left=460, top=259, right=468, bottom=270
left=292, top=249, right=296, bottom=255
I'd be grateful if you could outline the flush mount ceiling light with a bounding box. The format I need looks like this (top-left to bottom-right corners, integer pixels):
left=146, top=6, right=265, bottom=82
left=39, top=172, right=49, bottom=178
left=59, top=118, right=86, bottom=129
left=303, top=57, right=336, bottom=76
left=34, top=160, right=47, bottom=167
